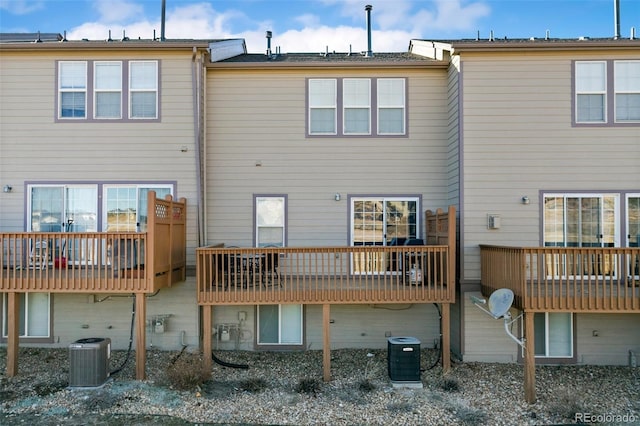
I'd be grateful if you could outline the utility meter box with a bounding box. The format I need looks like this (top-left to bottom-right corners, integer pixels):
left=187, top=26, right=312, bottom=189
left=69, top=337, right=111, bottom=387
left=387, top=337, right=421, bottom=382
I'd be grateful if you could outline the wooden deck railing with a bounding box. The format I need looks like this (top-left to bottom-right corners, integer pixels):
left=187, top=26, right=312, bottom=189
left=197, top=245, right=453, bottom=305
left=0, top=192, right=187, bottom=294
left=480, top=245, right=640, bottom=312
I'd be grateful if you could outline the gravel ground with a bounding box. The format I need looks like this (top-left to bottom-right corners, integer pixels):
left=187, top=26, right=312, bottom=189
left=1, top=347, right=639, bottom=425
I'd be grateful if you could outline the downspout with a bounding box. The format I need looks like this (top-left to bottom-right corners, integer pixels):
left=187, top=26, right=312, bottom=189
left=192, top=47, right=206, bottom=246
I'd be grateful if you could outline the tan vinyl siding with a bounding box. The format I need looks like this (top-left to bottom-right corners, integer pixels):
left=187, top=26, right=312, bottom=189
left=49, top=278, right=199, bottom=350
left=462, top=292, right=518, bottom=362
left=460, top=50, right=640, bottom=282
left=206, top=67, right=450, bottom=246
left=0, top=49, right=200, bottom=263
left=576, top=314, right=640, bottom=365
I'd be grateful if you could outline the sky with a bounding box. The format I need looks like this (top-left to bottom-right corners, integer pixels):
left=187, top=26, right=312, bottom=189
left=0, top=0, right=638, bottom=53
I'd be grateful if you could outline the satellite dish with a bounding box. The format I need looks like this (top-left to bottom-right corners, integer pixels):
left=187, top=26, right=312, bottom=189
left=488, top=288, right=514, bottom=319
left=470, top=288, right=525, bottom=349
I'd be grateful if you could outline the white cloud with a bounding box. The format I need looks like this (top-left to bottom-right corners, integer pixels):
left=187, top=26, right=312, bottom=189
left=241, top=26, right=412, bottom=54
left=65, top=0, right=489, bottom=51
left=0, top=0, right=45, bottom=15
left=93, top=0, right=144, bottom=24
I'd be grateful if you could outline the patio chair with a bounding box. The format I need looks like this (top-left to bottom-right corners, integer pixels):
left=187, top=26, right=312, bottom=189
left=29, top=239, right=49, bottom=269
left=262, top=246, right=281, bottom=287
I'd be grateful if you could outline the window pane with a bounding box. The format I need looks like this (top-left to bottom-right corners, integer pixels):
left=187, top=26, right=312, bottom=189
left=309, top=79, right=336, bottom=107
left=60, top=62, right=86, bottom=89
left=577, top=94, right=605, bottom=122
left=27, top=293, right=49, bottom=337
left=61, top=92, right=86, bottom=118
left=106, top=187, right=137, bottom=231
left=378, top=79, right=404, bottom=105
left=280, top=305, right=302, bottom=344
left=548, top=313, right=572, bottom=357
left=576, top=62, right=605, bottom=92
left=379, top=108, right=404, bottom=134
left=616, top=94, right=640, bottom=121
left=258, top=305, right=279, bottom=344
left=96, top=92, right=121, bottom=118
left=344, top=79, right=369, bottom=106
left=615, top=61, right=640, bottom=92
left=257, top=197, right=284, bottom=247
left=131, top=92, right=157, bottom=118
left=344, top=108, right=369, bottom=133
left=31, top=187, right=64, bottom=232
left=534, top=312, right=546, bottom=356
left=310, top=109, right=335, bottom=134
left=130, top=62, right=157, bottom=89
left=95, top=62, right=121, bottom=90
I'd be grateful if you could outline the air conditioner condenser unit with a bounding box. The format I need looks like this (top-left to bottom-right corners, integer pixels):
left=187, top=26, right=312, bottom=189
left=69, top=337, right=111, bottom=387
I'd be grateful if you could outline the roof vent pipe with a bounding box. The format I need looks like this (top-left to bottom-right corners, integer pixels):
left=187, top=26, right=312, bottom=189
left=266, top=31, right=272, bottom=56
left=545, top=29, right=550, bottom=40
left=632, top=27, right=636, bottom=40
left=161, top=0, right=166, bottom=41
left=614, top=0, right=621, bottom=39
left=365, top=5, right=373, bottom=57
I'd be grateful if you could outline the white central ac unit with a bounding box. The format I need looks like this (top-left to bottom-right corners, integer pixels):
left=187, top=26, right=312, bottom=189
left=69, top=337, right=111, bottom=387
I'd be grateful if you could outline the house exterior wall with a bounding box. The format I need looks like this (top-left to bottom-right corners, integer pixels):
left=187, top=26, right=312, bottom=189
left=0, top=47, right=201, bottom=264
left=42, top=278, right=199, bottom=350
left=576, top=313, right=640, bottom=365
left=204, top=64, right=451, bottom=347
left=0, top=44, right=205, bottom=351
left=205, top=66, right=451, bottom=247
left=458, top=49, right=640, bottom=285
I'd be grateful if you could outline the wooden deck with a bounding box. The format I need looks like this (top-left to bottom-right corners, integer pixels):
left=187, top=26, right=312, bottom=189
left=480, top=245, right=640, bottom=312
left=1, top=192, right=187, bottom=379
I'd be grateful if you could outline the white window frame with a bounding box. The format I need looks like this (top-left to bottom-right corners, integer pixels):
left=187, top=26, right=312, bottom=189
left=58, top=61, right=87, bottom=119
left=2, top=293, right=51, bottom=339
left=255, top=196, right=286, bottom=247
left=575, top=61, right=607, bottom=124
left=614, top=60, right=640, bottom=123
left=377, top=78, right=406, bottom=135
left=527, top=312, right=574, bottom=359
left=257, top=304, right=303, bottom=346
left=343, top=78, right=371, bottom=135
left=308, top=79, right=337, bottom=135
left=103, top=184, right=173, bottom=232
left=94, top=61, right=123, bottom=119
left=129, top=61, right=158, bottom=119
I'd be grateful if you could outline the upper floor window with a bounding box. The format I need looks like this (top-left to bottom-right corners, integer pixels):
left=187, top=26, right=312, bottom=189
left=59, top=61, right=87, bottom=118
left=308, top=78, right=407, bottom=137
left=95, top=61, right=122, bottom=119
left=615, top=61, right=640, bottom=122
left=57, top=60, right=159, bottom=121
left=574, top=60, right=639, bottom=125
left=130, top=61, right=158, bottom=119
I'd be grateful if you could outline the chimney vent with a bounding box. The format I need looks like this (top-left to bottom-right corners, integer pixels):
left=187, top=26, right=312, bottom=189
left=364, top=5, right=373, bottom=57
left=266, top=31, right=272, bottom=56
left=614, top=0, right=621, bottom=39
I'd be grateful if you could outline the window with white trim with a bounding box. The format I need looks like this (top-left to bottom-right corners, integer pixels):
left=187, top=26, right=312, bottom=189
left=343, top=78, right=371, bottom=134
left=308, top=78, right=407, bottom=136
left=575, top=61, right=606, bottom=123
left=257, top=304, right=303, bottom=345
left=2, top=293, right=51, bottom=339
left=129, top=61, right=158, bottom=119
left=615, top=60, right=640, bottom=122
left=309, top=79, right=337, bottom=134
left=533, top=312, right=573, bottom=358
left=59, top=61, right=87, bottom=118
left=57, top=60, right=159, bottom=121
left=378, top=78, right=406, bottom=134
left=94, top=61, right=122, bottom=119
left=255, top=196, right=286, bottom=247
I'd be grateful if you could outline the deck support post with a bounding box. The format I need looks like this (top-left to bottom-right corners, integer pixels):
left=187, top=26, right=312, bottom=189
left=322, top=304, right=331, bottom=382
left=135, top=293, right=146, bottom=380
left=6, top=292, right=19, bottom=377
left=441, top=303, right=450, bottom=373
left=203, top=305, right=212, bottom=372
left=523, top=311, right=536, bottom=403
